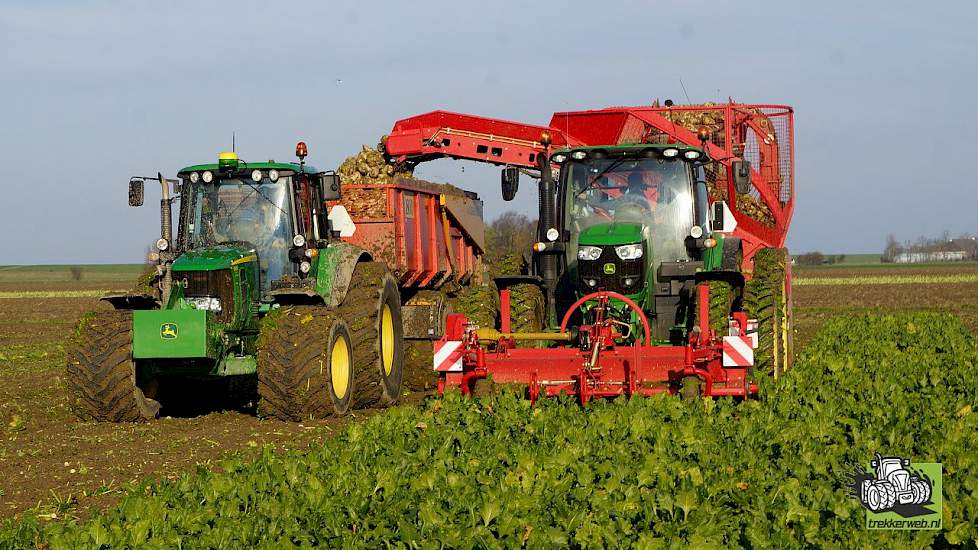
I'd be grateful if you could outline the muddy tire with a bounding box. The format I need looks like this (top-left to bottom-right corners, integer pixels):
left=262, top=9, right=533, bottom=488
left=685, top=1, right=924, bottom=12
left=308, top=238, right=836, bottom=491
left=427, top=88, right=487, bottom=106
left=452, top=281, right=499, bottom=329
left=338, top=262, right=404, bottom=408
left=507, top=283, right=545, bottom=347
left=66, top=310, right=161, bottom=422
left=706, top=280, right=735, bottom=336
left=257, top=306, right=340, bottom=420
left=744, top=248, right=793, bottom=376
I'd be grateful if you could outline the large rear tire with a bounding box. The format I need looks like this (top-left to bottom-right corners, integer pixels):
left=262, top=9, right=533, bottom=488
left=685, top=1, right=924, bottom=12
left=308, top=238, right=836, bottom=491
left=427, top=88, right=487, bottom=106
left=338, top=262, right=404, bottom=408
left=257, top=306, right=341, bottom=420
left=507, top=283, right=545, bottom=347
left=744, top=248, right=793, bottom=377
left=66, top=310, right=161, bottom=422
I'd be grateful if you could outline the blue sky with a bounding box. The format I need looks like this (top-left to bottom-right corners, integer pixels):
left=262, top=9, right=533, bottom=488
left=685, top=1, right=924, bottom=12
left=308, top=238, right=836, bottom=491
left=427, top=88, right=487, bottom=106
left=1, top=0, right=975, bottom=263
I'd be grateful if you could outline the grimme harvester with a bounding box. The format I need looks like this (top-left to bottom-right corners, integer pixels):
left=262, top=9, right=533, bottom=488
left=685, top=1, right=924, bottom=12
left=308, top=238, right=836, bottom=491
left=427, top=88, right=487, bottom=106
left=68, top=144, right=484, bottom=421
left=386, top=101, right=795, bottom=402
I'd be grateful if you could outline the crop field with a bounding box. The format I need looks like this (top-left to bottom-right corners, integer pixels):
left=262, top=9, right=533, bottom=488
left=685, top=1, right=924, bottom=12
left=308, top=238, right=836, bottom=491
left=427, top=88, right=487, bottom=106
left=0, top=262, right=976, bottom=546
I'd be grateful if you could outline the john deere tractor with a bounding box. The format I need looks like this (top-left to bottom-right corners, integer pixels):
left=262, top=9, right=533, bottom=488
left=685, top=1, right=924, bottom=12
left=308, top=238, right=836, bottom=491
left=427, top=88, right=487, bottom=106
left=509, top=142, right=750, bottom=346
left=66, top=145, right=404, bottom=421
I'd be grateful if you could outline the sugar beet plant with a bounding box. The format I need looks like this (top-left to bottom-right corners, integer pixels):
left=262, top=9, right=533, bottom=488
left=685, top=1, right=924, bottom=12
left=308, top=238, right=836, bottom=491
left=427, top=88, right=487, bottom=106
left=2, top=313, right=976, bottom=548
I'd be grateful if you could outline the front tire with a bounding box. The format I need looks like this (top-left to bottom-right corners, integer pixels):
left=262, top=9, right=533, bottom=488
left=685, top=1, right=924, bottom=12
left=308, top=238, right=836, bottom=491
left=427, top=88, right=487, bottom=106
left=911, top=480, right=931, bottom=505
left=744, top=248, right=793, bottom=376
left=339, top=262, right=405, bottom=408
left=507, top=283, right=545, bottom=347
left=257, top=306, right=336, bottom=420
left=66, top=310, right=160, bottom=422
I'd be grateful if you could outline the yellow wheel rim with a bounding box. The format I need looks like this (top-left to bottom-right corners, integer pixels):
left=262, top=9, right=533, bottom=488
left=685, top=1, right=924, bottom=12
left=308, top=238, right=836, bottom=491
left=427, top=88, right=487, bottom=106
left=381, top=304, right=395, bottom=376
left=331, top=334, right=350, bottom=399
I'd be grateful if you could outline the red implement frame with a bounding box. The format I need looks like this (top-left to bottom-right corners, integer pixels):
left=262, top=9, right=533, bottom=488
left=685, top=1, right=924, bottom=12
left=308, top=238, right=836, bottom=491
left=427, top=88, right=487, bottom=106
left=438, top=290, right=758, bottom=402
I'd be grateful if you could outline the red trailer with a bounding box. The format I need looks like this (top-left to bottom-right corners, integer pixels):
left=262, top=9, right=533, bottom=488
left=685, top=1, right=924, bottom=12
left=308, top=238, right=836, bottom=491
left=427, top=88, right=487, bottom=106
left=334, top=177, right=485, bottom=338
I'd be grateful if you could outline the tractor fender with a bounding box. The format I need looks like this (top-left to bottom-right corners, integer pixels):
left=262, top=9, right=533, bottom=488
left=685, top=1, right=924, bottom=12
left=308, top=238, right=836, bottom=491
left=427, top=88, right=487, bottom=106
left=315, top=241, right=373, bottom=307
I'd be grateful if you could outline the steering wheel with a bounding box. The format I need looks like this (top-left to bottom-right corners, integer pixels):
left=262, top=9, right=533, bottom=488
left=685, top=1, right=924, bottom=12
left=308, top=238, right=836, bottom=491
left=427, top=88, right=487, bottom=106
left=615, top=202, right=651, bottom=221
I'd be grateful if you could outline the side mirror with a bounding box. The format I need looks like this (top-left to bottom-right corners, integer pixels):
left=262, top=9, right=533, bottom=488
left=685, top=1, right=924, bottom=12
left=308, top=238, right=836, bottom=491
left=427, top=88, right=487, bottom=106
left=710, top=200, right=738, bottom=233
left=318, top=173, right=341, bottom=201
left=501, top=166, right=519, bottom=201
left=128, top=179, right=144, bottom=207
left=731, top=159, right=752, bottom=195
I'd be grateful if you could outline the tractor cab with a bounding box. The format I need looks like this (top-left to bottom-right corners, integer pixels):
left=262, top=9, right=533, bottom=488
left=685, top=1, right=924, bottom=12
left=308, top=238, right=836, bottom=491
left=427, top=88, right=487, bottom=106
left=173, top=151, right=340, bottom=292
left=558, top=145, right=708, bottom=295
left=550, top=144, right=712, bottom=341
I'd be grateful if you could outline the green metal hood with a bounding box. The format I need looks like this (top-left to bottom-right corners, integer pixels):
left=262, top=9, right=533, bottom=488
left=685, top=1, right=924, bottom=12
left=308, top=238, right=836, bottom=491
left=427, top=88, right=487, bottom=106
left=578, top=222, right=644, bottom=246
left=172, top=245, right=255, bottom=271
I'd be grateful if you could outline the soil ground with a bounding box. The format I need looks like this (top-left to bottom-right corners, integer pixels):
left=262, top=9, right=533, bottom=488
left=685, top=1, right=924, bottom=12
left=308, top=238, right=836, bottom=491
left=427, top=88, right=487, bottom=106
left=0, top=262, right=975, bottom=520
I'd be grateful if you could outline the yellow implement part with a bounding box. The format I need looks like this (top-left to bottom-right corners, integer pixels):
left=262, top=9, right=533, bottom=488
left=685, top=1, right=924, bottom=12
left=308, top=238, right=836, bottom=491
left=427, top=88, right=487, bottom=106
left=474, top=328, right=572, bottom=342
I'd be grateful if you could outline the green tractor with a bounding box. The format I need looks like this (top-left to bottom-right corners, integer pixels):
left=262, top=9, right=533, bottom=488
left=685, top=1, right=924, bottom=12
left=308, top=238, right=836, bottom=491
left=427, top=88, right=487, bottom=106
left=530, top=142, right=746, bottom=344
left=67, top=147, right=404, bottom=421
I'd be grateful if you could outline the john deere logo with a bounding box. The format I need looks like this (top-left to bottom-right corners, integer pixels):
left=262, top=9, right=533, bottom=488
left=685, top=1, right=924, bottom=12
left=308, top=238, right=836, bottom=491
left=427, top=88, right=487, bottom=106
left=603, top=263, right=616, bottom=275
left=845, top=452, right=942, bottom=530
left=161, top=323, right=178, bottom=340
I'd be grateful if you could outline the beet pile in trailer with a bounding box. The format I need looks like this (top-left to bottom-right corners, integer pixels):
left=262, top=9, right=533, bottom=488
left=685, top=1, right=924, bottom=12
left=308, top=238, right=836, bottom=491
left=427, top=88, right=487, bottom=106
left=385, top=101, right=796, bottom=401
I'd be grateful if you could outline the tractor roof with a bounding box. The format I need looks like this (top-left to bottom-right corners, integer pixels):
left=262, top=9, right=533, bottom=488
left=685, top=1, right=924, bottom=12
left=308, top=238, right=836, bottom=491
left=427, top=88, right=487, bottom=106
left=552, top=143, right=704, bottom=155
left=177, top=161, right=320, bottom=176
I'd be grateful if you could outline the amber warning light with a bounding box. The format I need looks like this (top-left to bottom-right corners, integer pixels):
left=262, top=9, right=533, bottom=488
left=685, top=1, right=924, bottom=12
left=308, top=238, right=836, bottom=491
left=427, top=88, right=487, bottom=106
left=295, top=141, right=308, bottom=160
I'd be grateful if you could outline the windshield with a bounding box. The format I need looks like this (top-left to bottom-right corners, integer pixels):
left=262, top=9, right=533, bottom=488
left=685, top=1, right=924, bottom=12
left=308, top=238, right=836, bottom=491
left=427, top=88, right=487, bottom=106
left=565, top=157, right=694, bottom=266
left=187, top=177, right=295, bottom=288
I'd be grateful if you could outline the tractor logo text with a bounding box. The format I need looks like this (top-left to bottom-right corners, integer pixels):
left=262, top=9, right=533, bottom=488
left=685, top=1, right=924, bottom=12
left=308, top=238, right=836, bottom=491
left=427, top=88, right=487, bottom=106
left=845, top=452, right=942, bottom=530
left=160, top=323, right=178, bottom=340
left=603, top=263, right=616, bottom=275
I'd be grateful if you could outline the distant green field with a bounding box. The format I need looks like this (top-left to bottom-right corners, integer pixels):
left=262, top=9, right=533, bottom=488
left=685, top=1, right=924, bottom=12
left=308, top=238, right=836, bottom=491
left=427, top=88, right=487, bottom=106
left=794, top=274, right=978, bottom=286
left=0, top=264, right=144, bottom=283
left=798, top=258, right=978, bottom=270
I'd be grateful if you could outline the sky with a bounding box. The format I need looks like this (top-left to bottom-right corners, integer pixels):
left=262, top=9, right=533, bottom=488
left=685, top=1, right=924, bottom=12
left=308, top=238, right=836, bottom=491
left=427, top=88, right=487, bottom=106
left=1, top=0, right=976, bottom=264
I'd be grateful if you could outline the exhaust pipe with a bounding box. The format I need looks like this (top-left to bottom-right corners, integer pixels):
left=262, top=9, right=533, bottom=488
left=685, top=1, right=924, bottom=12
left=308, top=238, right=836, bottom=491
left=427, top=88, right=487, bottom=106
left=157, top=172, right=174, bottom=304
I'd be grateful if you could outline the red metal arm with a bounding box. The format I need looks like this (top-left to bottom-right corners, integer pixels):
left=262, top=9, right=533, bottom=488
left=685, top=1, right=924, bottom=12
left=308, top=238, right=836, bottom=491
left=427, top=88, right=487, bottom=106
left=386, top=110, right=578, bottom=168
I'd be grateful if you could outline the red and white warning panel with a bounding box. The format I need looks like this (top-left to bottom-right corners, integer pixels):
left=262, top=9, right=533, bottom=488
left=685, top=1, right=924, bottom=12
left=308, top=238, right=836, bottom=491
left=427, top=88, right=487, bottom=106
left=722, top=335, right=755, bottom=367
left=433, top=338, right=464, bottom=372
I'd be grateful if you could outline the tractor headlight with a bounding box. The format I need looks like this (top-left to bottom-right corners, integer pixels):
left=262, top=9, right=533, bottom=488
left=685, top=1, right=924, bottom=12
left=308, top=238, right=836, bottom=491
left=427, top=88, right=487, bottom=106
left=546, top=227, right=559, bottom=242
left=623, top=277, right=635, bottom=287
left=186, top=296, right=222, bottom=312
left=551, top=153, right=568, bottom=164
left=268, top=169, right=280, bottom=182
left=662, top=148, right=680, bottom=158
left=189, top=171, right=200, bottom=184
left=251, top=169, right=263, bottom=182
left=615, top=243, right=643, bottom=260
left=293, top=234, right=306, bottom=247
left=683, top=150, right=702, bottom=160
left=299, top=261, right=312, bottom=274
left=202, top=171, right=214, bottom=183
left=585, top=278, right=598, bottom=288
left=155, top=238, right=169, bottom=251
left=571, top=150, right=587, bottom=160
left=577, top=246, right=602, bottom=261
